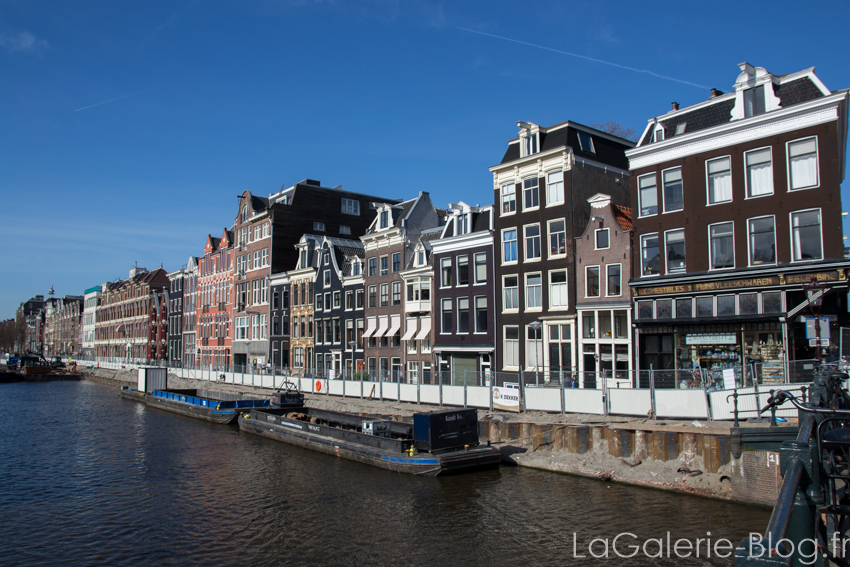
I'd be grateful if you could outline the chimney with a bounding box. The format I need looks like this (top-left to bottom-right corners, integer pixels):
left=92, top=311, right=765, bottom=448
left=710, top=88, right=724, bottom=98
left=671, top=102, right=679, bottom=111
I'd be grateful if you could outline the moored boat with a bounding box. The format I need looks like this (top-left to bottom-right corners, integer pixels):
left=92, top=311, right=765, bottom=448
left=121, top=388, right=271, bottom=424
left=238, top=406, right=502, bottom=476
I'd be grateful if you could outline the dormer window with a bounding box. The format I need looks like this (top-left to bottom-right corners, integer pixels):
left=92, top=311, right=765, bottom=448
left=299, top=249, right=308, bottom=269
left=456, top=213, right=470, bottom=236
left=675, top=122, right=687, bottom=136
left=523, top=134, right=538, bottom=156
left=379, top=210, right=390, bottom=229
left=653, top=124, right=664, bottom=143
left=241, top=205, right=248, bottom=223
left=417, top=248, right=426, bottom=267
left=351, top=259, right=361, bottom=276
left=744, top=85, right=766, bottom=117
left=578, top=131, right=596, bottom=153
left=518, top=121, right=540, bottom=157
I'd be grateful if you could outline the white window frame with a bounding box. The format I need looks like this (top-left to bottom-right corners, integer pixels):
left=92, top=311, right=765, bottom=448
left=709, top=221, right=735, bottom=270
left=473, top=252, right=487, bottom=285
left=595, top=228, right=610, bottom=250
left=638, top=173, right=657, bottom=218
left=664, top=228, right=686, bottom=274
left=524, top=224, right=541, bottom=262
left=747, top=215, right=777, bottom=266
left=640, top=233, right=660, bottom=277
left=474, top=296, right=487, bottom=334
left=503, top=326, right=519, bottom=369
left=706, top=156, right=733, bottom=205
left=546, top=170, right=564, bottom=206
left=440, top=257, right=453, bottom=288
left=745, top=146, right=774, bottom=198
left=790, top=208, right=823, bottom=262
left=606, top=264, right=622, bottom=297
left=549, top=270, right=568, bottom=310
left=787, top=136, right=819, bottom=191
left=457, top=297, right=469, bottom=334
left=501, top=182, right=516, bottom=215
left=502, top=228, right=518, bottom=264
left=585, top=265, right=601, bottom=298
left=522, top=177, right=539, bottom=211
left=662, top=166, right=683, bottom=213
left=503, top=275, right=519, bottom=312
left=525, top=272, right=542, bottom=311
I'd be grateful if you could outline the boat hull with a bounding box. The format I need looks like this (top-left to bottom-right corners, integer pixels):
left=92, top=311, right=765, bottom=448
left=238, top=409, right=502, bottom=476
left=120, top=389, right=269, bottom=425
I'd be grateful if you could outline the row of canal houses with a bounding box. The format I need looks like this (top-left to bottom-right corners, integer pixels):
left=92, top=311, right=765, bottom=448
left=58, top=63, right=850, bottom=387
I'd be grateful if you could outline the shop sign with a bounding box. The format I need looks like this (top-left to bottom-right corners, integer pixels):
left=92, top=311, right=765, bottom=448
left=685, top=333, right=737, bottom=345
left=493, top=382, right=520, bottom=412
left=785, top=271, right=841, bottom=285
left=694, top=277, right=778, bottom=292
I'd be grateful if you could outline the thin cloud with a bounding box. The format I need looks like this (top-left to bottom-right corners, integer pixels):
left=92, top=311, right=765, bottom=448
left=74, top=84, right=166, bottom=112
left=457, top=27, right=708, bottom=90
left=0, top=30, right=48, bottom=52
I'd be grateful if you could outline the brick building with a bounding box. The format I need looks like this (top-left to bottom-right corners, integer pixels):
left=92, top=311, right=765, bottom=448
left=197, top=231, right=233, bottom=370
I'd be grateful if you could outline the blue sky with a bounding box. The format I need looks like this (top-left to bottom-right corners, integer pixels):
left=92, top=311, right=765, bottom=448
left=3, top=0, right=850, bottom=320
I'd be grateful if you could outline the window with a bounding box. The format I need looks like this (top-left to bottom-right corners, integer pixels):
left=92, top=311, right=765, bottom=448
left=253, top=251, right=261, bottom=269
left=640, top=233, right=660, bottom=276
left=254, top=226, right=262, bottom=241
left=788, top=137, right=819, bottom=190
left=707, top=157, right=732, bottom=204
left=791, top=209, right=823, bottom=261
left=548, top=219, right=566, bottom=257
left=261, top=279, right=268, bottom=303
left=392, top=252, right=401, bottom=272
left=379, top=284, right=389, bottom=307
left=251, top=315, right=259, bottom=340
left=709, top=222, right=735, bottom=269
left=450, top=255, right=467, bottom=286
left=473, top=253, right=487, bottom=284
left=526, top=273, right=542, bottom=309
left=586, top=266, right=600, bottom=297
left=457, top=298, right=469, bottom=333
left=356, top=289, right=364, bottom=308
left=675, top=122, right=687, bottom=135
left=503, top=327, right=519, bottom=368
left=416, top=248, right=426, bottom=267
left=341, top=198, right=360, bottom=215
left=252, top=280, right=260, bottom=304
left=748, top=216, right=776, bottom=265
left=351, top=259, right=360, bottom=276
left=368, top=258, right=377, bottom=276
left=504, top=276, right=519, bottom=311
left=313, top=222, right=325, bottom=232
left=379, top=210, right=390, bottom=229
left=595, top=228, right=609, bottom=250
left=441, top=299, right=452, bottom=333
left=743, top=85, right=765, bottom=118
left=745, top=147, right=773, bottom=197
left=501, top=183, right=516, bottom=214
left=547, top=171, right=564, bottom=205
left=235, top=316, right=248, bottom=340
left=526, top=325, right=543, bottom=369
left=653, top=124, right=664, bottom=143
left=392, top=281, right=401, bottom=305
left=380, top=256, right=388, bottom=276
left=607, top=265, right=621, bottom=296
left=262, top=248, right=269, bottom=266
left=663, top=167, right=683, bottom=212
left=550, top=270, right=567, bottom=308
left=578, top=131, right=595, bottom=153
left=475, top=297, right=487, bottom=333
left=340, top=225, right=351, bottom=235
left=665, top=229, right=686, bottom=273
left=638, top=174, right=657, bottom=217
left=524, top=225, right=541, bottom=260
left=368, top=285, right=377, bottom=308
left=260, top=314, right=267, bottom=340
left=333, top=291, right=341, bottom=309
left=523, top=178, right=539, bottom=210
left=503, top=229, right=518, bottom=263
left=440, top=258, right=452, bottom=287
left=522, top=133, right=538, bottom=156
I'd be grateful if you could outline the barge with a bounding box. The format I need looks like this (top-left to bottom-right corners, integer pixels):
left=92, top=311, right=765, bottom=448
left=120, top=388, right=271, bottom=424
left=238, top=406, right=502, bottom=476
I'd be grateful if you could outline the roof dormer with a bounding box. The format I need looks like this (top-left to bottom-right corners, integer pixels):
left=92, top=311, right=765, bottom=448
left=517, top=121, right=541, bottom=157
left=731, top=62, right=781, bottom=120
left=413, top=242, right=429, bottom=268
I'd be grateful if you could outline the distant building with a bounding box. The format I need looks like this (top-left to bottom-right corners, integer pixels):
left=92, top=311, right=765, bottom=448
left=182, top=257, right=199, bottom=368
left=197, top=231, right=233, bottom=370
left=269, top=271, right=290, bottom=371
left=167, top=268, right=185, bottom=365
left=17, top=294, right=46, bottom=354
left=82, top=286, right=101, bottom=359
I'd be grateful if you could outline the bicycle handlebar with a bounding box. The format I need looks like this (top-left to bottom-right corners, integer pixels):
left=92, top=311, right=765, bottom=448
left=761, top=389, right=850, bottom=416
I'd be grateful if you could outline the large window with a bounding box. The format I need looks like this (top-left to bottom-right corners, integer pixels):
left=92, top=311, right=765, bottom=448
left=748, top=216, right=776, bottom=265
left=707, top=156, right=733, bottom=204
left=526, top=273, right=542, bottom=309
left=504, top=276, right=519, bottom=311
left=709, top=222, right=735, bottom=269
left=550, top=270, right=568, bottom=309
left=392, top=252, right=401, bottom=272
left=457, top=298, right=469, bottom=333
left=607, top=264, right=621, bottom=296
left=745, top=147, right=773, bottom=197
left=788, top=137, right=819, bottom=191
left=640, top=233, right=659, bottom=276
left=547, top=171, right=564, bottom=205
left=392, top=281, right=401, bottom=305
left=638, top=174, right=657, bottom=217
left=368, top=285, right=376, bottom=308
left=380, top=256, right=389, bottom=276
left=586, top=266, right=600, bottom=297
left=501, top=183, right=516, bottom=214
left=441, top=298, right=452, bottom=334
left=474, top=252, right=487, bottom=284
left=457, top=255, right=469, bottom=285
left=663, top=167, right=683, bottom=212
left=791, top=209, right=823, bottom=261
left=526, top=325, right=543, bottom=369
left=475, top=297, right=487, bottom=333
left=503, top=327, right=519, bottom=369
left=524, top=224, right=541, bottom=261
left=503, top=229, right=518, bottom=263
left=665, top=229, right=686, bottom=273
left=548, top=219, right=566, bottom=257
left=341, top=198, right=360, bottom=215
left=523, top=177, right=539, bottom=210
left=368, top=258, right=376, bottom=276
left=379, top=284, right=389, bottom=307
left=441, top=258, right=452, bottom=287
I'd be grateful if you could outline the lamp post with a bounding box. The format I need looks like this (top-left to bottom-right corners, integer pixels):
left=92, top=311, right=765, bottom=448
left=529, top=320, right=542, bottom=386
left=349, top=340, right=356, bottom=380
left=803, top=277, right=828, bottom=365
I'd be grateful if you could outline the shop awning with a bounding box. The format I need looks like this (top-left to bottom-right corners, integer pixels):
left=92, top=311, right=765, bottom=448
left=362, top=317, right=377, bottom=338
left=372, top=316, right=389, bottom=338
left=386, top=315, right=401, bottom=337
left=414, top=317, right=431, bottom=341
left=401, top=318, right=418, bottom=341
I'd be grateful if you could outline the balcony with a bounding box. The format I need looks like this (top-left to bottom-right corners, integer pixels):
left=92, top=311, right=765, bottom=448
left=405, top=299, right=431, bottom=314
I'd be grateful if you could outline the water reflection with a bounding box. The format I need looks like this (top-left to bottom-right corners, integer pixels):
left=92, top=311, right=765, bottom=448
left=0, top=381, right=768, bottom=566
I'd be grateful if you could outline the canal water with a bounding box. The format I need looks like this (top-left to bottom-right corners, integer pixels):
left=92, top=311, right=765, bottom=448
left=0, top=381, right=770, bottom=566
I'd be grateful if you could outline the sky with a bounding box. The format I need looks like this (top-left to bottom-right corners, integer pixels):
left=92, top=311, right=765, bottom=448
left=3, top=0, right=850, bottom=320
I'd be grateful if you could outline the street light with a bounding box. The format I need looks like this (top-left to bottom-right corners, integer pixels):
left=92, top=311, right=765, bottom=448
left=803, top=277, right=829, bottom=365
left=529, top=320, right=542, bottom=386
left=348, top=340, right=356, bottom=380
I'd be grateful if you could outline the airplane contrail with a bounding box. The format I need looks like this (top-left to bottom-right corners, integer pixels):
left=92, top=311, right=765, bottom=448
left=457, top=27, right=709, bottom=90
left=74, top=84, right=165, bottom=112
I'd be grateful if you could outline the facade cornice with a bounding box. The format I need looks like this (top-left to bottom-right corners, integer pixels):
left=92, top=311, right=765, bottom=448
left=430, top=231, right=494, bottom=254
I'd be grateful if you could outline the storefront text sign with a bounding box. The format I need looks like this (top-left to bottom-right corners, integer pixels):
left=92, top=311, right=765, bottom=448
left=493, top=383, right=520, bottom=412
left=685, top=333, right=737, bottom=345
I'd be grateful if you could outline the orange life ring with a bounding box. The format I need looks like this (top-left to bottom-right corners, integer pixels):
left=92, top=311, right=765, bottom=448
left=315, top=380, right=322, bottom=391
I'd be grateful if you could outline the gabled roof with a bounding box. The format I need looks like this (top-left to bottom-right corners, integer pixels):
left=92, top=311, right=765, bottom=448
left=613, top=205, right=632, bottom=232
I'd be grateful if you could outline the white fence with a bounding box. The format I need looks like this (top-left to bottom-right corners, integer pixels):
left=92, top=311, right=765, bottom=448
left=77, top=359, right=809, bottom=421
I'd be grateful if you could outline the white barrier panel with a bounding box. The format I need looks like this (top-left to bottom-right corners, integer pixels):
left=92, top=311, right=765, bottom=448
left=654, top=389, right=709, bottom=419
left=399, top=383, right=418, bottom=403
left=328, top=380, right=344, bottom=396
left=608, top=388, right=652, bottom=416
left=564, top=389, right=604, bottom=415
left=709, top=386, right=804, bottom=420
left=382, top=382, right=400, bottom=401
left=420, top=385, right=441, bottom=405
left=343, top=379, right=359, bottom=398
left=443, top=385, right=466, bottom=407
left=467, top=386, right=490, bottom=409
left=524, top=387, right=562, bottom=412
